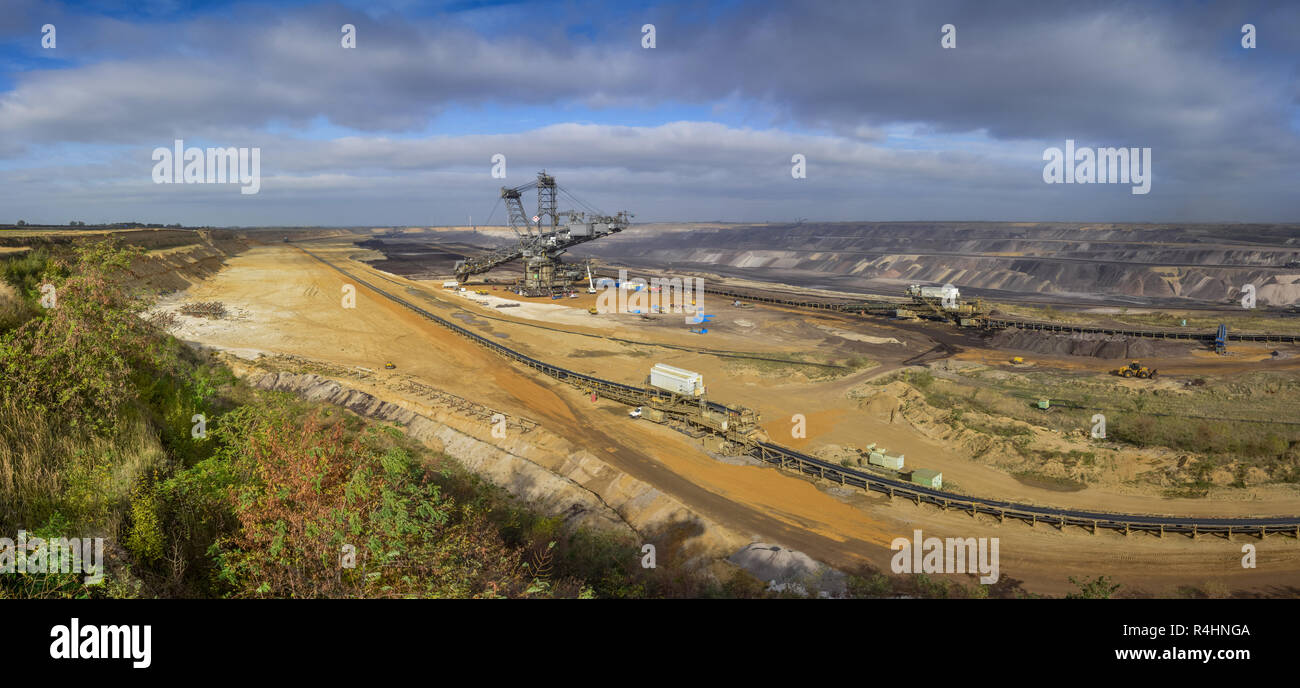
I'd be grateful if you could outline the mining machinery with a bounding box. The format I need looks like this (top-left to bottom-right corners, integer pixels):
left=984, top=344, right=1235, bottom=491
left=904, top=284, right=990, bottom=325
left=1113, top=360, right=1158, bottom=379
left=453, top=171, right=633, bottom=296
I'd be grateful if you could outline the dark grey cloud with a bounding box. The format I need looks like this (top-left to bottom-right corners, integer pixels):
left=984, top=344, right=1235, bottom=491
left=0, top=0, right=1296, bottom=223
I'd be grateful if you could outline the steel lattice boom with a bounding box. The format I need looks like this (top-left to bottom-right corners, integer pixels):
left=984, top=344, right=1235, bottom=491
left=453, top=171, right=632, bottom=294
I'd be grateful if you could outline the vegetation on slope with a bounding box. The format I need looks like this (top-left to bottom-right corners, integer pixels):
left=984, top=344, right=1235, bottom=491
left=0, top=240, right=755, bottom=598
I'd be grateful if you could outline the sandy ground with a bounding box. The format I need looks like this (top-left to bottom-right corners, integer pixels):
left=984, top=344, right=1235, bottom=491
left=411, top=275, right=1300, bottom=517
left=156, top=238, right=1300, bottom=596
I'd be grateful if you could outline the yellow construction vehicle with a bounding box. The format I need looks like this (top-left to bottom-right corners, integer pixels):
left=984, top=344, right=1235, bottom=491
left=1011, top=356, right=1025, bottom=365
left=384, top=361, right=396, bottom=370
left=587, top=307, right=599, bottom=315
left=1114, top=360, right=1157, bottom=379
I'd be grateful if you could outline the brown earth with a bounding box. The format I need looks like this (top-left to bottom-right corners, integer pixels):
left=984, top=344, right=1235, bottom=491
left=141, top=235, right=1300, bottom=597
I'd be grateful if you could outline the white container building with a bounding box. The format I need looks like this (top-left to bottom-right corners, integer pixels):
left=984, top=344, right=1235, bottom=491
left=908, top=285, right=958, bottom=300
left=868, top=451, right=905, bottom=470
left=650, top=363, right=705, bottom=396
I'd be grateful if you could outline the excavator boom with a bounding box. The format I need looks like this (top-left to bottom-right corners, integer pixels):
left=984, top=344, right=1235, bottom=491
left=453, top=171, right=632, bottom=286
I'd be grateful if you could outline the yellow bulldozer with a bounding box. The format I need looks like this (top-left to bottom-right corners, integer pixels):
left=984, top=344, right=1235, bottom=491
left=1113, top=360, right=1157, bottom=379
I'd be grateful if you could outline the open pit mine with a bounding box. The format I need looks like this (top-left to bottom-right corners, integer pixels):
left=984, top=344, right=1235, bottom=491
left=8, top=196, right=1300, bottom=600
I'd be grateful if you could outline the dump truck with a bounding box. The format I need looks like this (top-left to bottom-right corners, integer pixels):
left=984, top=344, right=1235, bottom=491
left=1114, top=360, right=1157, bottom=379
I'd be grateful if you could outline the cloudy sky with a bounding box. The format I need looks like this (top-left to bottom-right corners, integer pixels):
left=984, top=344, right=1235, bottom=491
left=1, top=0, right=1297, bottom=226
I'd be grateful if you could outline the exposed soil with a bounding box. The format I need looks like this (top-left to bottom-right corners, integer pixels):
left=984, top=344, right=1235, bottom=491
left=130, top=231, right=1300, bottom=597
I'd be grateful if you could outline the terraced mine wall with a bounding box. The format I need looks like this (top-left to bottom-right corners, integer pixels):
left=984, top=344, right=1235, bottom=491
left=573, top=222, right=1300, bottom=306
left=127, top=235, right=250, bottom=292
left=674, top=279, right=1300, bottom=348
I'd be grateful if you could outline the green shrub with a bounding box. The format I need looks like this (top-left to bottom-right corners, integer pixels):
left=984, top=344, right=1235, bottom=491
left=125, top=481, right=165, bottom=563
left=0, top=241, right=158, bottom=431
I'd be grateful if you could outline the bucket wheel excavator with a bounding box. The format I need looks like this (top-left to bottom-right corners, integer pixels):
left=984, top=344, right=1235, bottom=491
left=453, top=171, right=633, bottom=296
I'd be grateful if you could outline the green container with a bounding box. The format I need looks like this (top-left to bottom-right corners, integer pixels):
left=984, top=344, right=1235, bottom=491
left=910, top=469, right=942, bottom=489
left=1037, top=399, right=1051, bottom=410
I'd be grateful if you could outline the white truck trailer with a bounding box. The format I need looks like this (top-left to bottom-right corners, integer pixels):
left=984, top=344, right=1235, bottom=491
left=649, top=363, right=705, bottom=397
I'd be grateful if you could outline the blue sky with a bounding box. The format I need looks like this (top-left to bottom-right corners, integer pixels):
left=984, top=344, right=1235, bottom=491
left=1, top=0, right=1297, bottom=226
